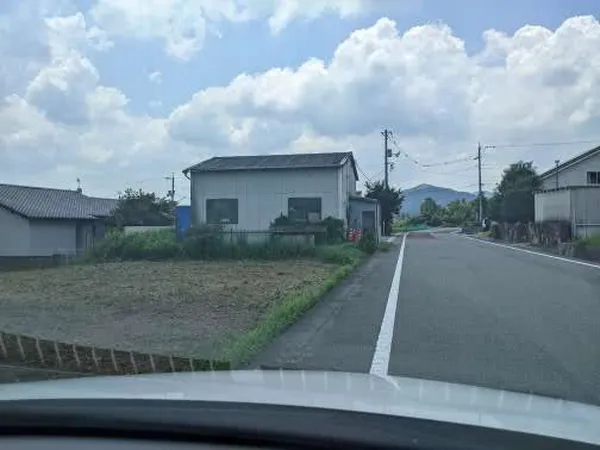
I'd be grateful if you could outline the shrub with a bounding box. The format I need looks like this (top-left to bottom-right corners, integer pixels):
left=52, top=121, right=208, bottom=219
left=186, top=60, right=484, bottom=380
left=316, top=243, right=363, bottom=265
left=320, top=216, right=345, bottom=244
left=89, top=228, right=181, bottom=261
left=358, top=230, right=377, bottom=254
left=183, top=224, right=225, bottom=259
left=269, top=213, right=292, bottom=229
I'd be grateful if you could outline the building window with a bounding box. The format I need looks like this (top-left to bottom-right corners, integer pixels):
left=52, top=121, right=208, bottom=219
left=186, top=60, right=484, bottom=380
left=288, top=197, right=322, bottom=223
left=587, top=171, right=600, bottom=185
left=206, top=199, right=238, bottom=224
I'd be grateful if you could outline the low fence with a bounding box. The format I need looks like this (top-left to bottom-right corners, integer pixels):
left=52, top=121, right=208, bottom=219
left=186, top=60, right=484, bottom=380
left=0, top=330, right=229, bottom=383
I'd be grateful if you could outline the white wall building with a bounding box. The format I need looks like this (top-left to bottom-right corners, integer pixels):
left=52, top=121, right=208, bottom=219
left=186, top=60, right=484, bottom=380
left=535, top=145, right=600, bottom=237
left=0, top=184, right=116, bottom=257
left=183, top=152, right=380, bottom=237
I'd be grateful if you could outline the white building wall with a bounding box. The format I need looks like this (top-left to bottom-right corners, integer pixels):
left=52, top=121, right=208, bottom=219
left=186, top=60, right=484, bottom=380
left=0, top=207, right=30, bottom=256
left=571, top=188, right=600, bottom=238
left=190, top=167, right=342, bottom=230
left=338, top=160, right=358, bottom=225
left=534, top=190, right=571, bottom=222
left=29, top=220, right=77, bottom=256
left=541, top=151, right=600, bottom=190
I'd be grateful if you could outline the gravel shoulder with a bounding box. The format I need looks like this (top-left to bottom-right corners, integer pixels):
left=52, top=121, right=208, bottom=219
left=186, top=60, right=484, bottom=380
left=0, top=260, right=337, bottom=359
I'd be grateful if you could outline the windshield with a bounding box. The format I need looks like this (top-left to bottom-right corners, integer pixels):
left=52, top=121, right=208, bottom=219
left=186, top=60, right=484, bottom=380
left=1, top=0, right=600, bottom=440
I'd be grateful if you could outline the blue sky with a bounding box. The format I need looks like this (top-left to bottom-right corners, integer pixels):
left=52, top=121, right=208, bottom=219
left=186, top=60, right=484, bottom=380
left=91, top=0, right=600, bottom=116
left=1, top=0, right=600, bottom=197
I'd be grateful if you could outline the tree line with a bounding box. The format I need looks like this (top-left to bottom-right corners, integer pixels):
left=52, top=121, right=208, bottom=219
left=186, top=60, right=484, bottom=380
left=416, top=161, right=542, bottom=227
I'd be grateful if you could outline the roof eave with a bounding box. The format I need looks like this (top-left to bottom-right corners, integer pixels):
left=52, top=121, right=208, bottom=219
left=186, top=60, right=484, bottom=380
left=540, top=145, right=600, bottom=179
left=0, top=204, right=30, bottom=219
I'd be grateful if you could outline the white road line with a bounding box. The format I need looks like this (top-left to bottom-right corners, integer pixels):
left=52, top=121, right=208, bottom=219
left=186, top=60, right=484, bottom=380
left=461, top=235, right=600, bottom=270
left=369, top=233, right=407, bottom=376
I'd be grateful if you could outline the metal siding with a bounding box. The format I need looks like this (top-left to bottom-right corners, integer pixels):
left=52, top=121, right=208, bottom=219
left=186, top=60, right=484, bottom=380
left=571, top=188, right=600, bottom=237
left=29, top=220, right=77, bottom=256
left=0, top=207, right=30, bottom=256
left=190, top=168, right=341, bottom=230
left=534, top=190, right=571, bottom=222
left=542, top=151, right=600, bottom=190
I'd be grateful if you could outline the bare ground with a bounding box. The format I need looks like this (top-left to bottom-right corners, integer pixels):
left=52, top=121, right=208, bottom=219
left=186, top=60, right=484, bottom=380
left=0, top=260, right=336, bottom=359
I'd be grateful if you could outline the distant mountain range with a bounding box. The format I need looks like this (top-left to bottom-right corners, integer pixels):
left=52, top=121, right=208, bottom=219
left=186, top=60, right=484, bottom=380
left=401, top=184, right=491, bottom=216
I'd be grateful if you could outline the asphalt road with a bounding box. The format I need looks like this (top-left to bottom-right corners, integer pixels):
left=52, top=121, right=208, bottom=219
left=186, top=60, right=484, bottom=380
left=254, top=232, right=600, bottom=406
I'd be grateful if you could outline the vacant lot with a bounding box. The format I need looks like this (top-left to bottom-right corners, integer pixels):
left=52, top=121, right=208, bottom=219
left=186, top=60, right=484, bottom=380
left=0, top=260, right=337, bottom=360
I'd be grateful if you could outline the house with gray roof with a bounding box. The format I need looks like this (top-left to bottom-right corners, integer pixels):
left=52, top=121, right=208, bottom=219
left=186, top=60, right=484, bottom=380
left=182, top=151, right=380, bottom=237
left=535, top=144, right=600, bottom=237
left=0, top=184, right=118, bottom=257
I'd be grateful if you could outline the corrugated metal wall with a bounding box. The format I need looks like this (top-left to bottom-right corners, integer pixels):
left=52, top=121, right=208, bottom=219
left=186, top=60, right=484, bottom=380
left=190, top=167, right=341, bottom=230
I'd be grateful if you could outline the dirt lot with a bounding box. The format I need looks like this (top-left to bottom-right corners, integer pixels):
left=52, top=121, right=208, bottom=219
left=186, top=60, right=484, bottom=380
left=0, top=260, right=336, bottom=359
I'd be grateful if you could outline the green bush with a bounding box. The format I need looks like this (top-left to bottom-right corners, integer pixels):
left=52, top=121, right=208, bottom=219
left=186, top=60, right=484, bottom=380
left=88, top=223, right=371, bottom=265
left=183, top=224, right=226, bottom=259
left=320, top=216, right=345, bottom=244
left=358, top=230, right=377, bottom=254
left=315, top=243, right=363, bottom=265
left=89, top=228, right=181, bottom=261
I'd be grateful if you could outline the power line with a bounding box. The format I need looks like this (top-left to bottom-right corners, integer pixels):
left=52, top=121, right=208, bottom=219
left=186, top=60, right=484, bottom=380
left=389, top=136, right=473, bottom=168
left=355, top=161, right=373, bottom=183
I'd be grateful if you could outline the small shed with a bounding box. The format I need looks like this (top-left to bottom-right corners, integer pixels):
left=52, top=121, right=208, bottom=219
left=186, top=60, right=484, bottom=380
left=348, top=195, right=380, bottom=242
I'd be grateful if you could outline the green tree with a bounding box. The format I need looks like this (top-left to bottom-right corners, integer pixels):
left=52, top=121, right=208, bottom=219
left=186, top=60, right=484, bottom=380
left=489, top=161, right=541, bottom=223
left=445, top=199, right=476, bottom=226
left=420, top=197, right=441, bottom=226
left=108, top=188, right=177, bottom=228
left=365, top=181, right=404, bottom=236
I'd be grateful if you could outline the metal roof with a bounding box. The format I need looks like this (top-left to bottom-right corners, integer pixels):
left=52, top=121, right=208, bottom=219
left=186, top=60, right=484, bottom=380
left=540, top=145, right=600, bottom=179
left=183, top=152, right=359, bottom=180
left=0, top=184, right=118, bottom=220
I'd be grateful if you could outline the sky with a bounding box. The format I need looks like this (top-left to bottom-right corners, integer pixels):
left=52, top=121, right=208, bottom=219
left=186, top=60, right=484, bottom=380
left=1, top=0, right=600, bottom=202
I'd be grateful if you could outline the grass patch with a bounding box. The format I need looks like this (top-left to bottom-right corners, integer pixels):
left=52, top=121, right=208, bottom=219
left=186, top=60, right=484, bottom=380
left=378, top=241, right=394, bottom=252
left=576, top=234, right=600, bottom=247
left=223, top=258, right=362, bottom=367
left=392, top=219, right=428, bottom=233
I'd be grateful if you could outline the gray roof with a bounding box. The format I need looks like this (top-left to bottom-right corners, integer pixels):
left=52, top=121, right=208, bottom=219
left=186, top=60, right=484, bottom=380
left=183, top=152, right=359, bottom=180
left=0, top=184, right=118, bottom=220
left=540, top=144, right=600, bottom=179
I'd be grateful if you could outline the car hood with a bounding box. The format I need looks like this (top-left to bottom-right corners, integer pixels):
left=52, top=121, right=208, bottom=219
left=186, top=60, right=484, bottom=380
left=0, top=370, right=598, bottom=445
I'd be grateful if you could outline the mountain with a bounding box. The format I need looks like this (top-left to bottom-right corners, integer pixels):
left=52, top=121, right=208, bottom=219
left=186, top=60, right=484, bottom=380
left=401, top=184, right=478, bottom=216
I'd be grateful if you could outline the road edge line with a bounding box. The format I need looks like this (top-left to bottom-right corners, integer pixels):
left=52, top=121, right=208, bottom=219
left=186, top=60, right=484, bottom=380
left=369, top=233, right=407, bottom=376
left=460, top=235, right=600, bottom=270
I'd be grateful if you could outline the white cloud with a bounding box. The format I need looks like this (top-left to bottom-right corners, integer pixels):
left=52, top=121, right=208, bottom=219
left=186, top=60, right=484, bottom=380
left=90, top=0, right=372, bottom=60
left=3, top=9, right=600, bottom=198
left=148, top=71, right=162, bottom=84
left=45, top=12, right=113, bottom=57
left=167, top=15, right=600, bottom=190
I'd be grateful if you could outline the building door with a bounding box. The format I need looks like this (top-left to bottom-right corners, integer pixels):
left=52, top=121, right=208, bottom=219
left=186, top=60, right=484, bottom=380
left=362, top=211, right=376, bottom=230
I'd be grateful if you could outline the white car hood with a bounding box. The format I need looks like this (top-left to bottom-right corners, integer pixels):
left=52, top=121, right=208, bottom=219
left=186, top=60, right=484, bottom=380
left=0, top=370, right=598, bottom=445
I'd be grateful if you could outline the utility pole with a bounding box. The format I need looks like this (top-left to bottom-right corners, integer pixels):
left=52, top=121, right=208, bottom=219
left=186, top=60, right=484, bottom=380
left=165, top=173, right=175, bottom=202
left=476, top=142, right=483, bottom=224
left=382, top=129, right=392, bottom=189
left=555, top=160, right=560, bottom=189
